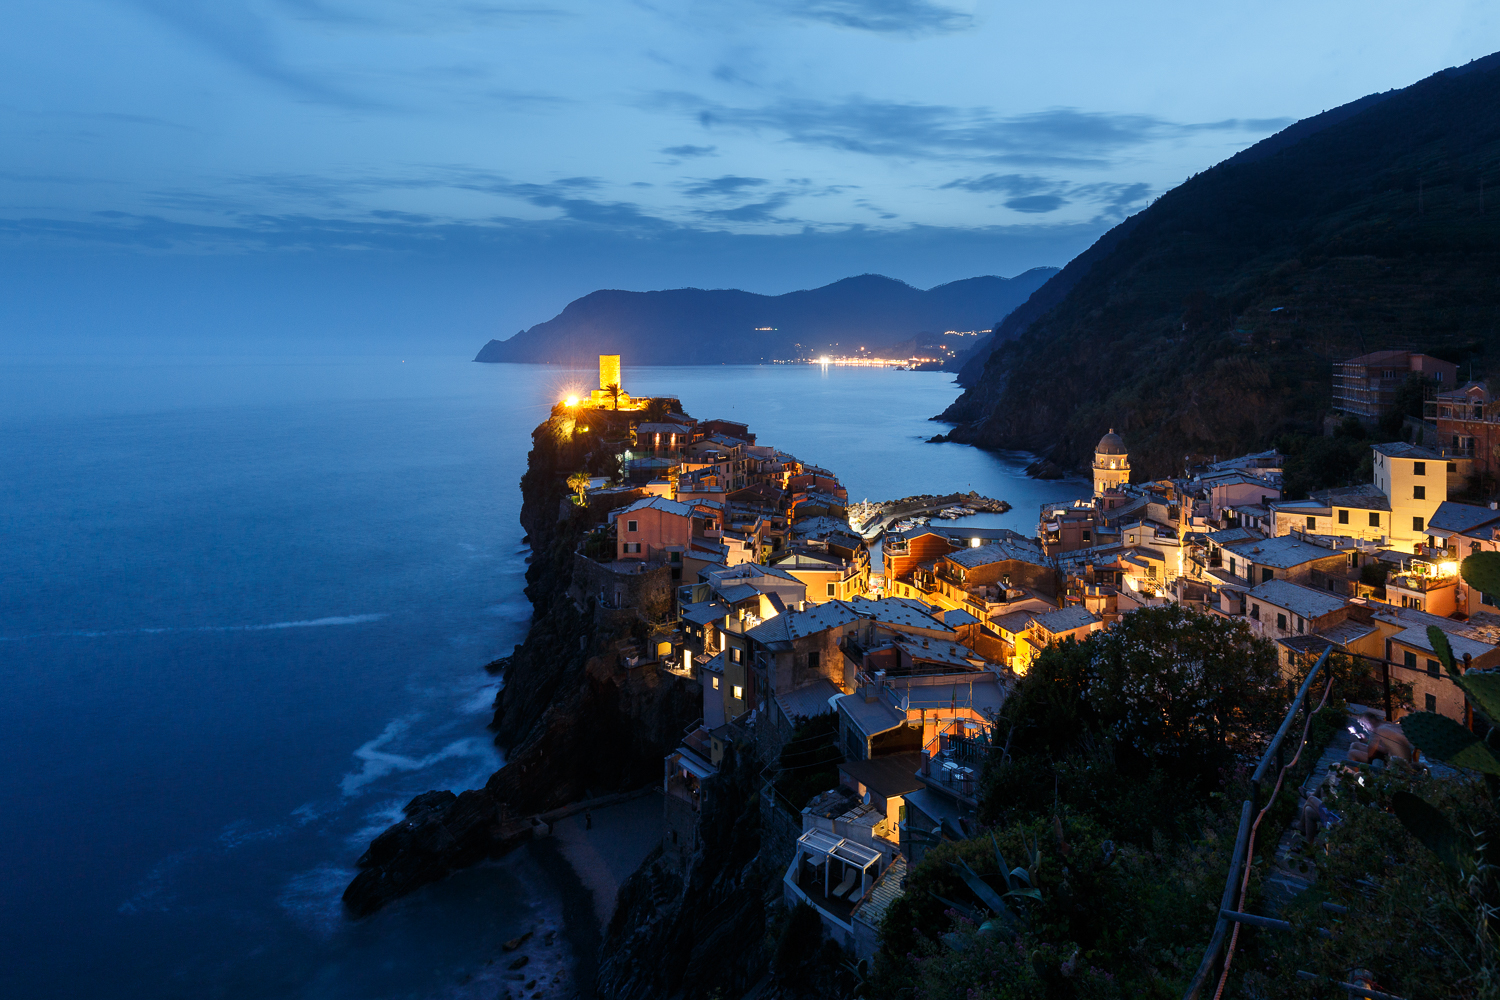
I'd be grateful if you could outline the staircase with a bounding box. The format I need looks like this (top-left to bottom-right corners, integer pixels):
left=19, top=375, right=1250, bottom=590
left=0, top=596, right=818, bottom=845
left=1260, top=724, right=1354, bottom=916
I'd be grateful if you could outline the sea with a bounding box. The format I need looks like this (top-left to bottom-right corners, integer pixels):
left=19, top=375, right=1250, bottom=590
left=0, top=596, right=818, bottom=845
left=0, top=356, right=1086, bottom=999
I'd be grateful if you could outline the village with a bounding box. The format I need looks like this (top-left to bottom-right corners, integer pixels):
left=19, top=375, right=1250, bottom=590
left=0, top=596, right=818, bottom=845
left=556, top=351, right=1500, bottom=964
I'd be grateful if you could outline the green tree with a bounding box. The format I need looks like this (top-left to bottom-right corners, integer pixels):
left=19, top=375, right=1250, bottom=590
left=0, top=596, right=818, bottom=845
left=605, top=381, right=622, bottom=411
left=566, top=470, right=591, bottom=505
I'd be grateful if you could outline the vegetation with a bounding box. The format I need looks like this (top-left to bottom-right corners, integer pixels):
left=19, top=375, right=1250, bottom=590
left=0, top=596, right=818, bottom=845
left=874, top=607, right=1283, bottom=998
left=943, top=57, right=1500, bottom=486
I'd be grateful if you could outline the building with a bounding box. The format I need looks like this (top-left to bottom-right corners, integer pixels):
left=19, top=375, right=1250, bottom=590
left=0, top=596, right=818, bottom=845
left=1331, top=350, right=1457, bottom=420
left=1372, top=442, right=1448, bottom=551
left=1427, top=381, right=1490, bottom=485
left=1092, top=429, right=1130, bottom=496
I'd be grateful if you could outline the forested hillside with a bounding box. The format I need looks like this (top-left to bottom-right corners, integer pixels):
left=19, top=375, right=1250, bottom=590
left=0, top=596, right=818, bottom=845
left=940, top=53, right=1500, bottom=482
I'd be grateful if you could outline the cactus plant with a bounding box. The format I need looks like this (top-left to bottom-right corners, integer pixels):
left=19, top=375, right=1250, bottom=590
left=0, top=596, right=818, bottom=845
left=1458, top=670, right=1500, bottom=728
left=1427, top=625, right=1458, bottom=677
left=1391, top=790, right=1462, bottom=871
left=1400, top=711, right=1500, bottom=774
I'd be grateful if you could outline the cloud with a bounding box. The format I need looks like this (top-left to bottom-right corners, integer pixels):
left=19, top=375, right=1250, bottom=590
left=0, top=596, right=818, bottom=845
left=694, top=194, right=793, bottom=223
left=1004, top=194, right=1066, bottom=214
left=682, top=175, right=768, bottom=197
left=943, top=173, right=1154, bottom=219
left=766, top=0, right=974, bottom=35
left=128, top=0, right=375, bottom=108
left=660, top=93, right=1292, bottom=167
left=661, top=145, right=717, bottom=158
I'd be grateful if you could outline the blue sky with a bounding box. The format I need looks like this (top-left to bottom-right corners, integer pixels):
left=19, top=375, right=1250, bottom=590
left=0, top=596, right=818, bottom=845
left=2, top=1, right=1496, bottom=353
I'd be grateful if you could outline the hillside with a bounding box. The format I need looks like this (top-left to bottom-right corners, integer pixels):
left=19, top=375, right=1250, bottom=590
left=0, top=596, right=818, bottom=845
left=474, top=270, right=1056, bottom=366
left=939, top=52, right=1500, bottom=481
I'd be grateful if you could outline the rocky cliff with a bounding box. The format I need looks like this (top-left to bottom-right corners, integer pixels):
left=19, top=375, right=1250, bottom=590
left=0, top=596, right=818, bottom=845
left=343, top=409, right=701, bottom=917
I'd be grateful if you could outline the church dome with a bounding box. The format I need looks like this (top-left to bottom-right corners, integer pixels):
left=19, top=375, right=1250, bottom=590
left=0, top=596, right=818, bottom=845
left=1095, top=429, right=1127, bottom=456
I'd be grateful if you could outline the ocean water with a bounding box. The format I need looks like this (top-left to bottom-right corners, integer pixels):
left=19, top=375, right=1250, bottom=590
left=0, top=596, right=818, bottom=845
left=0, top=356, right=1084, bottom=999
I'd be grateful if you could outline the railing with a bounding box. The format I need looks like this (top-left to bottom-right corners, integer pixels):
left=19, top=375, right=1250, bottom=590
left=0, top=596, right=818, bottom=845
left=1182, top=647, right=1330, bottom=1000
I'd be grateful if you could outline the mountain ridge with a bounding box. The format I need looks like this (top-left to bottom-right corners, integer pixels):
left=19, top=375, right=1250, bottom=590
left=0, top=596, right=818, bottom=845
left=474, top=269, right=1057, bottom=366
left=938, top=50, right=1500, bottom=483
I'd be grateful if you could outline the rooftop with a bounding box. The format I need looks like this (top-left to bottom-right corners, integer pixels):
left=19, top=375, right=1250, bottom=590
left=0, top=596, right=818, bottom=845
left=1316, top=483, right=1392, bottom=512
left=1236, top=534, right=1345, bottom=569
left=613, top=495, right=695, bottom=519
left=944, top=539, right=1048, bottom=570
left=1373, top=441, right=1443, bottom=461
left=1029, top=606, right=1100, bottom=635
left=1247, top=578, right=1347, bottom=619
left=838, top=752, right=926, bottom=800
left=1428, top=501, right=1500, bottom=537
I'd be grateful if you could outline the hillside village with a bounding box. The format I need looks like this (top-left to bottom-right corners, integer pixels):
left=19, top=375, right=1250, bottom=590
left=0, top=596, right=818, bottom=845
left=552, top=353, right=1500, bottom=967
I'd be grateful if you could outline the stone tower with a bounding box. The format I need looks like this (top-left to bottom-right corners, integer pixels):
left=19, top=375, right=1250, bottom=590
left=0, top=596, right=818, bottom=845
left=1092, top=428, right=1129, bottom=496
left=599, top=354, right=621, bottom=392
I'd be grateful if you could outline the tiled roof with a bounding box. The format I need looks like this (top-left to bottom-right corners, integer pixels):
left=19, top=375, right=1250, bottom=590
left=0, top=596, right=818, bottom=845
left=614, top=495, right=695, bottom=519
left=1317, top=484, right=1392, bottom=512
left=844, top=596, right=951, bottom=633
left=1374, top=441, right=1443, bottom=460
left=1236, top=535, right=1343, bottom=569
left=1247, top=579, right=1347, bottom=620
left=945, top=539, right=1048, bottom=569
left=1029, top=606, right=1099, bottom=635
left=852, top=854, right=908, bottom=929
left=775, top=679, right=842, bottom=723
left=1428, top=501, right=1500, bottom=536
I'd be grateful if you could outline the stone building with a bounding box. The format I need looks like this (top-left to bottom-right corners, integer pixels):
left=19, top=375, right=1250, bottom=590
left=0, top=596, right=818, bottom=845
left=1092, top=429, right=1130, bottom=496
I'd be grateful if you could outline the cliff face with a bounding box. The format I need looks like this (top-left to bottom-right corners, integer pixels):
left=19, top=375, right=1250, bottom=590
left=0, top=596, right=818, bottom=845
left=938, top=52, right=1500, bottom=480
left=343, top=411, right=701, bottom=917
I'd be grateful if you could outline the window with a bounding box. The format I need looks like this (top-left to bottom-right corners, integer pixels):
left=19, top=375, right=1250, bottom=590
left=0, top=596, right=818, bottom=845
left=626, top=519, right=638, bottom=532
left=1404, top=650, right=1418, bottom=669
left=1475, top=542, right=1483, bottom=556
left=670, top=551, right=681, bottom=564
left=1338, top=509, right=1349, bottom=525
left=826, top=582, right=836, bottom=597
left=1426, top=693, right=1438, bottom=713
left=712, top=676, right=719, bottom=689
left=1277, top=613, right=1287, bottom=630
left=1082, top=530, right=1091, bottom=542
left=808, top=651, right=819, bottom=673
left=732, top=685, right=743, bottom=700
left=1250, top=603, right=1260, bottom=620
left=1297, top=616, right=1305, bottom=634
left=1414, top=462, right=1426, bottom=476
left=1427, top=658, right=1441, bottom=678
left=730, top=647, right=741, bottom=663
left=1262, top=568, right=1274, bottom=583
left=1306, top=516, right=1317, bottom=529
left=1147, top=565, right=1156, bottom=578
left=1413, top=485, right=1426, bottom=500
left=1484, top=591, right=1496, bottom=607
left=1414, top=516, right=1425, bottom=532
left=1449, top=462, right=1458, bottom=472
left=1369, top=512, right=1381, bottom=527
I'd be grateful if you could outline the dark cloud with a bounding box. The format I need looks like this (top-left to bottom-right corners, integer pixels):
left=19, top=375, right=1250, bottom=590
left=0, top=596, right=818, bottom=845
left=770, top=0, right=974, bottom=35
left=694, top=194, right=794, bottom=223
left=682, top=175, right=769, bottom=197
left=660, top=93, right=1293, bottom=167
left=941, top=173, right=1052, bottom=195
left=662, top=145, right=717, bottom=158
left=1004, top=194, right=1066, bottom=213
left=943, top=173, right=1153, bottom=220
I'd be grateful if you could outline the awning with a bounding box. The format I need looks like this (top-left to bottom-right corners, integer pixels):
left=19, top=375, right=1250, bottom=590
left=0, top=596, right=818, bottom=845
left=671, top=748, right=716, bottom=780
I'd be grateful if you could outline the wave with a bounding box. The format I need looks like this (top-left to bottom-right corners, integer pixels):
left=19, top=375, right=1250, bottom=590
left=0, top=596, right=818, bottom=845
left=1, top=613, right=387, bottom=642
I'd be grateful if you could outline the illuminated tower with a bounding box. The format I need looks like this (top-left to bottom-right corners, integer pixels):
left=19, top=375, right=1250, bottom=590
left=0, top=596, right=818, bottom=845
left=1092, top=429, right=1129, bottom=496
left=599, top=355, right=621, bottom=393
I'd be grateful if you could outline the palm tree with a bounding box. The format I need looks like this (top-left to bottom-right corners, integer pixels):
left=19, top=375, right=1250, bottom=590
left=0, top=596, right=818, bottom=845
left=642, top=397, right=669, bottom=424
left=605, top=382, right=621, bottom=411
left=566, top=470, right=591, bottom=505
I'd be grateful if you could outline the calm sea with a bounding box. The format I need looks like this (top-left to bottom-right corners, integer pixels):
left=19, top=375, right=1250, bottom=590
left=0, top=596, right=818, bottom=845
left=0, top=356, right=1084, bottom=999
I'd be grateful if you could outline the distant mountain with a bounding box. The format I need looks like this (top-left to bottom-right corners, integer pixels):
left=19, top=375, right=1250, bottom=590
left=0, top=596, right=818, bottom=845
left=473, top=270, right=1058, bottom=366
left=940, top=51, right=1500, bottom=480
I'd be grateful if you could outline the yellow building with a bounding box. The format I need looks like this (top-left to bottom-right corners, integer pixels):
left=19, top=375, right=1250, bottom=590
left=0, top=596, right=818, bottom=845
left=1373, top=442, right=1446, bottom=552
left=1092, top=429, right=1130, bottom=496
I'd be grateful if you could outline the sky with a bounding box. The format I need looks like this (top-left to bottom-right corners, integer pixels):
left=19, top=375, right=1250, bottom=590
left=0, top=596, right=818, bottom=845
left=2, top=1, right=1497, bottom=354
